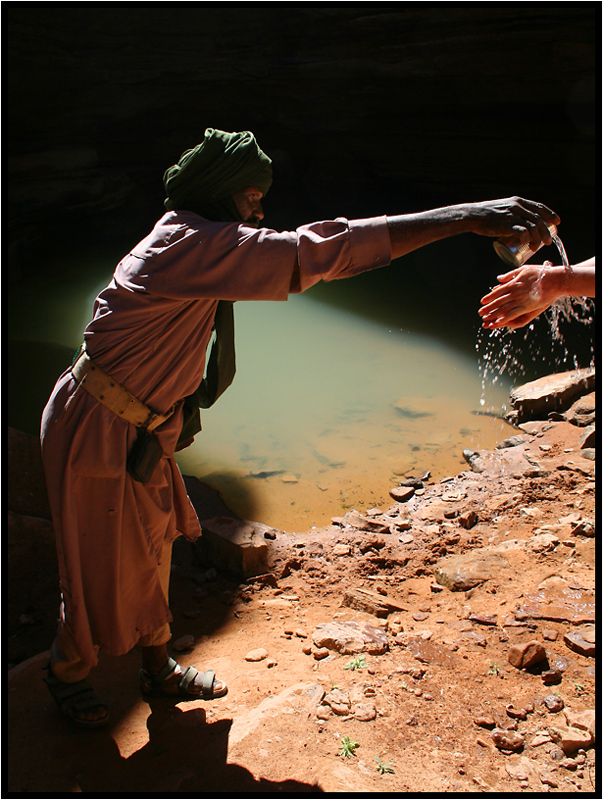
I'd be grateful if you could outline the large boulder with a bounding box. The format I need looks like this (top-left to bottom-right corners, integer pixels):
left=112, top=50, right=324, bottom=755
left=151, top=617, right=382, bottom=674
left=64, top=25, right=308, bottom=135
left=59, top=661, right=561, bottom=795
left=506, top=368, right=595, bottom=424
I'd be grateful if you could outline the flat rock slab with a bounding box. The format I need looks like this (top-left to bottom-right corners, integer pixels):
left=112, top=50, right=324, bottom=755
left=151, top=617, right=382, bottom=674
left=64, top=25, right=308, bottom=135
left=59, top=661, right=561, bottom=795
left=407, top=636, right=458, bottom=668
left=515, top=576, right=595, bottom=624
left=507, top=368, right=595, bottom=423
left=433, top=549, right=508, bottom=591
left=342, top=587, right=405, bottom=618
left=564, top=625, right=596, bottom=657
left=312, top=620, right=388, bottom=655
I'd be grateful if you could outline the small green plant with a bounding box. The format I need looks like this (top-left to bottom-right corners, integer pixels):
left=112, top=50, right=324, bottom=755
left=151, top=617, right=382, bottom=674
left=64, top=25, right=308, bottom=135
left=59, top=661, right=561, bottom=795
left=344, top=655, right=367, bottom=671
left=375, top=757, right=395, bottom=775
left=487, top=662, right=502, bottom=676
left=338, top=736, right=359, bottom=759
left=574, top=682, right=585, bottom=695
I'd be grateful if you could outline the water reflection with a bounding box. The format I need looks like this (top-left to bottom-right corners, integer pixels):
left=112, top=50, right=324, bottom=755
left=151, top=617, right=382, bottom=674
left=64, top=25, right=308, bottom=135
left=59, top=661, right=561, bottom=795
left=175, top=295, right=514, bottom=529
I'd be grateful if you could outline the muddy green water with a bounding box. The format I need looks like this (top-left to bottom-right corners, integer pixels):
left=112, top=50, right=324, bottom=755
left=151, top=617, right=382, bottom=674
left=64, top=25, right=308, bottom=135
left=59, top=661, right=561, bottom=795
left=7, top=252, right=526, bottom=531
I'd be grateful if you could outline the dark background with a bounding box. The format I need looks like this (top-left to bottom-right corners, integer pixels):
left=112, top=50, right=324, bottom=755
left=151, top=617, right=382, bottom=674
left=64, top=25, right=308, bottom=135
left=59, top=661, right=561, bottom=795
left=4, top=3, right=599, bottom=352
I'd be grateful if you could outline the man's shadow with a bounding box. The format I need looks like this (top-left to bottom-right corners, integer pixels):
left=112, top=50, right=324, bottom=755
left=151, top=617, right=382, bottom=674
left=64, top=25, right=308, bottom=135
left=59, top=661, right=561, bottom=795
left=75, top=701, right=322, bottom=794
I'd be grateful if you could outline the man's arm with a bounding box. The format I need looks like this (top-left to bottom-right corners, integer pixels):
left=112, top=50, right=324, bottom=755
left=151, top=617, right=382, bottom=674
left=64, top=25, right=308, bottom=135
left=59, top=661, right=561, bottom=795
left=386, top=196, right=559, bottom=260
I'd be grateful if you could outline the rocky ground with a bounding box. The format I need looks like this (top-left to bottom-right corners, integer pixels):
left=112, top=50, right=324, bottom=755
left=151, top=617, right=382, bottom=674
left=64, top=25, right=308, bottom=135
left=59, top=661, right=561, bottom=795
left=6, top=371, right=597, bottom=795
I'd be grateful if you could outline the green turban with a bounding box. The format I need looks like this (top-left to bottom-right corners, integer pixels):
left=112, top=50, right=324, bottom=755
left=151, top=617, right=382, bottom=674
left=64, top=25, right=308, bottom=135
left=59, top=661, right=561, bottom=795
left=163, top=128, right=272, bottom=223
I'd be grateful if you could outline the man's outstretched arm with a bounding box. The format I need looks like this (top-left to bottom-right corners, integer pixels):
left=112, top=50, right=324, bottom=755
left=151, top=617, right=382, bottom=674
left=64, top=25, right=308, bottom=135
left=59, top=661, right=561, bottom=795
left=386, top=196, right=559, bottom=260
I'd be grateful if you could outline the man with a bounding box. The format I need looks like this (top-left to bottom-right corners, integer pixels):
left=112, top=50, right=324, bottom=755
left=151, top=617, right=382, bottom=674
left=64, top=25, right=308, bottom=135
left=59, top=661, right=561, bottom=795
left=41, top=128, right=559, bottom=726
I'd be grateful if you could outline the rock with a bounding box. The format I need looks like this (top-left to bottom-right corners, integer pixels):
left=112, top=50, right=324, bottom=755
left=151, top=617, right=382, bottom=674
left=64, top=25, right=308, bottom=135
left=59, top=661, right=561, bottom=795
left=527, top=532, right=560, bottom=553
left=564, top=709, right=595, bottom=742
left=312, top=620, right=388, bottom=655
left=541, top=669, right=563, bottom=686
left=531, top=731, right=553, bottom=746
left=358, top=535, right=387, bottom=553
left=474, top=714, right=496, bottom=729
left=332, top=543, right=351, bottom=556
left=542, top=629, right=559, bottom=641
left=433, top=548, right=508, bottom=591
left=323, top=688, right=351, bottom=715
left=543, top=694, right=564, bottom=713
left=463, top=446, right=541, bottom=477
left=245, top=647, right=269, bottom=662
left=563, top=625, right=595, bottom=657
left=172, top=634, right=195, bottom=652
left=458, top=509, right=478, bottom=529
left=506, top=704, right=528, bottom=720
left=344, top=510, right=391, bottom=533
left=354, top=703, right=377, bottom=721
left=389, top=486, right=415, bottom=503
left=192, top=511, right=269, bottom=579
left=507, top=640, right=547, bottom=670
left=570, top=518, right=595, bottom=537
left=579, top=425, right=596, bottom=448
left=515, top=576, right=595, bottom=624
left=506, top=368, right=595, bottom=424
left=548, top=724, right=594, bottom=754
left=312, top=647, right=330, bottom=661
left=566, top=391, right=596, bottom=424
left=468, top=613, right=498, bottom=626
left=491, top=728, right=525, bottom=751
left=505, top=756, right=534, bottom=781
left=342, top=587, right=404, bottom=618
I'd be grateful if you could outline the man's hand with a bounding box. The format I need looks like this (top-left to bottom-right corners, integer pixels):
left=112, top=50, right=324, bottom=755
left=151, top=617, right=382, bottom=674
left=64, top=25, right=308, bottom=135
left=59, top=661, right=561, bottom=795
left=464, top=196, right=560, bottom=250
left=386, top=196, right=559, bottom=261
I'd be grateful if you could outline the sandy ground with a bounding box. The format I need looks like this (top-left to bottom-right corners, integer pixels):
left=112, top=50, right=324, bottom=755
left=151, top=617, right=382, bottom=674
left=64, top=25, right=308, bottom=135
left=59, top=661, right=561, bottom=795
left=6, top=417, right=597, bottom=796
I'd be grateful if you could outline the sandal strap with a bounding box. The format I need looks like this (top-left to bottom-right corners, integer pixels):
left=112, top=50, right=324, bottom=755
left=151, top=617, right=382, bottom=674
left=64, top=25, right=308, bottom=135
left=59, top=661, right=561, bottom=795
left=44, top=675, right=108, bottom=714
left=200, top=669, right=216, bottom=698
left=178, top=666, right=199, bottom=695
left=140, top=658, right=178, bottom=689
left=151, top=656, right=178, bottom=685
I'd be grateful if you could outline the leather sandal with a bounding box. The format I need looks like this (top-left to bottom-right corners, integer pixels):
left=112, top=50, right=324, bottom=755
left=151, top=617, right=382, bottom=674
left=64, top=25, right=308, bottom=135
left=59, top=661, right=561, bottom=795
left=140, top=657, right=228, bottom=700
left=44, top=664, right=110, bottom=728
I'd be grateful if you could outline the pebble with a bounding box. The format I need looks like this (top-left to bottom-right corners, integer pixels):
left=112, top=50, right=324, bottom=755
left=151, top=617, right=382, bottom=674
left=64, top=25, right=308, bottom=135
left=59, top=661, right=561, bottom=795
left=543, top=694, right=564, bottom=713
left=172, top=634, right=195, bottom=652
left=507, top=640, right=547, bottom=670
left=245, top=647, right=269, bottom=662
left=354, top=703, right=377, bottom=722
left=312, top=647, right=330, bottom=660
left=389, top=486, right=415, bottom=503
left=541, top=668, right=562, bottom=686
left=491, top=728, right=525, bottom=751
left=473, top=714, right=496, bottom=729
left=506, top=704, right=528, bottom=720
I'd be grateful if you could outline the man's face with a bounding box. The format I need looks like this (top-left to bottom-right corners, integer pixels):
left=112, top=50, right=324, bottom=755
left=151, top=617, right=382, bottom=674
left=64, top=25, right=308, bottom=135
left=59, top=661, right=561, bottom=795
left=232, top=186, right=265, bottom=226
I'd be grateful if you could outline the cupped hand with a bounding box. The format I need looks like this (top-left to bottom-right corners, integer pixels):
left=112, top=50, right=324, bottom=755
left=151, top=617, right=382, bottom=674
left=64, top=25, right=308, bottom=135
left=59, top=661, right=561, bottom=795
left=479, top=262, right=556, bottom=328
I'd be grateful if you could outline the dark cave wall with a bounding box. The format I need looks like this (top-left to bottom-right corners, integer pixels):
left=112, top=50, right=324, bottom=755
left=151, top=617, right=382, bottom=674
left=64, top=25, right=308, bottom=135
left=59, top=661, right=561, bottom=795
left=5, top=5, right=599, bottom=278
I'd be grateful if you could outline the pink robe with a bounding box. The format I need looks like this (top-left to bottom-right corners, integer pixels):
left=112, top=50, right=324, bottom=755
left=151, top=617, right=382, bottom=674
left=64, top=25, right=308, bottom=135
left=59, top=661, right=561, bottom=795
left=41, top=211, right=392, bottom=666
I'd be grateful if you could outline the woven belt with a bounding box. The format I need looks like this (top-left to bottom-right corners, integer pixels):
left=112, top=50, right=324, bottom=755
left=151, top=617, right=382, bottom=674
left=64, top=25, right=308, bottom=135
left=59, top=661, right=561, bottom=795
left=71, top=348, right=174, bottom=432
